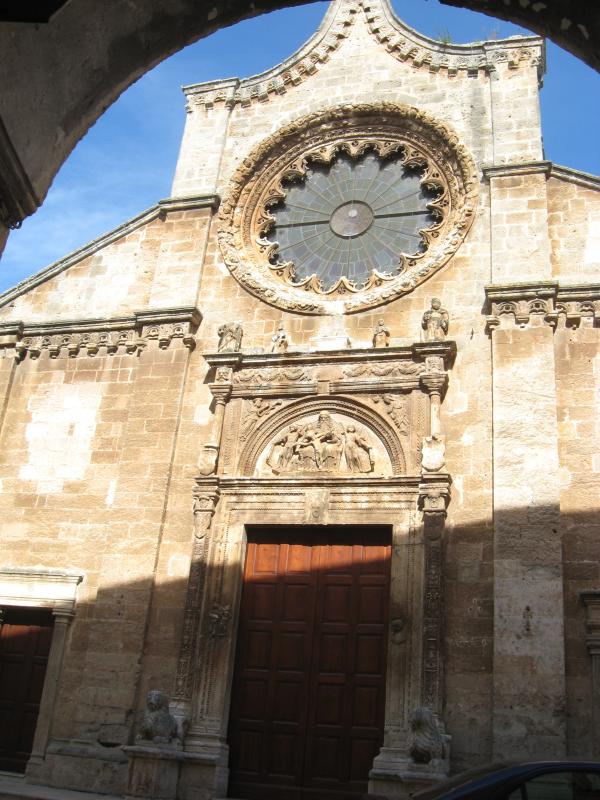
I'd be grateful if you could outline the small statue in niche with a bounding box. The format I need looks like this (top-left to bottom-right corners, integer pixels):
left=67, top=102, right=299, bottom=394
left=372, top=318, right=390, bottom=348
left=271, top=322, right=289, bottom=353
left=137, top=690, right=179, bottom=745
left=408, top=707, right=449, bottom=764
left=422, top=298, right=449, bottom=342
left=217, top=322, right=243, bottom=352
left=344, top=425, right=374, bottom=473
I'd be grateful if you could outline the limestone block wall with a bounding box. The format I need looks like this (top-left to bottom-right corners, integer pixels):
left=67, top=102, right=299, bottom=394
left=0, top=336, right=196, bottom=793
left=0, top=205, right=213, bottom=323
left=548, top=172, right=600, bottom=283
left=555, top=320, right=600, bottom=757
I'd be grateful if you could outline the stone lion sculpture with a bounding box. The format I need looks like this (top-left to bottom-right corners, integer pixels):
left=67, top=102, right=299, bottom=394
left=408, top=707, right=449, bottom=764
left=137, top=690, right=179, bottom=745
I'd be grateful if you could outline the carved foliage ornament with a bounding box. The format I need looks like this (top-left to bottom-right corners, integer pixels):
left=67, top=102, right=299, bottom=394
left=218, top=104, right=478, bottom=315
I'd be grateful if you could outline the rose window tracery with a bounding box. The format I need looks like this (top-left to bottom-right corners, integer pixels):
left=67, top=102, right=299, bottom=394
left=265, top=149, right=441, bottom=294
left=218, top=103, right=478, bottom=314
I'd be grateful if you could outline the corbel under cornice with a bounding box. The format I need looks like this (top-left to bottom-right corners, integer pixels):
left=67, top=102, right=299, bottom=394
left=0, top=306, right=202, bottom=360
left=485, top=281, right=600, bottom=330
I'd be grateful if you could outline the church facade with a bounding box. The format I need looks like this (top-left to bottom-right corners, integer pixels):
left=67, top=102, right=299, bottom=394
left=0, top=1, right=599, bottom=798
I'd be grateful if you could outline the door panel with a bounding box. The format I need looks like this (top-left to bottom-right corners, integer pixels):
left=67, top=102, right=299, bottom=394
left=0, top=607, right=54, bottom=773
left=228, top=526, right=391, bottom=800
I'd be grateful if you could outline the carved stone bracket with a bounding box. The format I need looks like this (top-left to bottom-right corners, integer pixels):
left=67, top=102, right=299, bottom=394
left=0, top=307, right=201, bottom=361
left=485, top=282, right=600, bottom=331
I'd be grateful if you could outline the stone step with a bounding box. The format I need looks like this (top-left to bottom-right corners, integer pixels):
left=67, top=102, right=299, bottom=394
left=0, top=774, right=120, bottom=800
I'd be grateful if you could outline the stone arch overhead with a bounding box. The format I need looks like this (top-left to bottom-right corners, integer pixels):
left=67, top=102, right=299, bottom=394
left=0, top=0, right=598, bottom=239
left=238, top=395, right=407, bottom=476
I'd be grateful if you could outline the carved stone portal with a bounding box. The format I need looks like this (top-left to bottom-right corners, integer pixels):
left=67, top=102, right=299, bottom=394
left=256, top=411, right=390, bottom=476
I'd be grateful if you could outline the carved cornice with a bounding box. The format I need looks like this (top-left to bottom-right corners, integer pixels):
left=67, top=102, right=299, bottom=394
left=183, top=0, right=544, bottom=114
left=0, top=307, right=201, bottom=360
left=483, top=162, right=600, bottom=191
left=219, top=102, right=477, bottom=315
left=0, top=115, right=40, bottom=230
left=0, top=196, right=218, bottom=309
left=482, top=161, right=552, bottom=180
left=363, top=0, right=544, bottom=81
left=204, top=341, right=456, bottom=396
left=485, top=281, right=600, bottom=330
left=184, top=1, right=357, bottom=111
left=549, top=164, right=600, bottom=192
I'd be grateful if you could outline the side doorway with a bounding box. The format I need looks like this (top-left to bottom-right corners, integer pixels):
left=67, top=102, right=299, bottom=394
left=0, top=607, right=54, bottom=773
left=227, top=525, right=391, bottom=800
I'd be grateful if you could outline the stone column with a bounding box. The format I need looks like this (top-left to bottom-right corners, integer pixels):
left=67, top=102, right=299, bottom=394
left=418, top=479, right=451, bottom=716
left=485, top=157, right=566, bottom=759
left=581, top=592, right=600, bottom=757
left=27, top=611, right=74, bottom=772
left=172, top=480, right=220, bottom=725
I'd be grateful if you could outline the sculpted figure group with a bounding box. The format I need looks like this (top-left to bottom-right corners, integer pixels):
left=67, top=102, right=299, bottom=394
left=267, top=412, right=374, bottom=474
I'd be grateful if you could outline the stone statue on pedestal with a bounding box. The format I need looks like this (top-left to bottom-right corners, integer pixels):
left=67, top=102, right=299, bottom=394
left=422, top=299, right=449, bottom=342
left=217, top=322, right=243, bottom=352
left=373, top=318, right=390, bottom=348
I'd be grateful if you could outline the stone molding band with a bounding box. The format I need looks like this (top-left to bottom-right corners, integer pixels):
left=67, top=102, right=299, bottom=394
left=485, top=281, right=600, bottom=330
left=0, top=306, right=201, bottom=360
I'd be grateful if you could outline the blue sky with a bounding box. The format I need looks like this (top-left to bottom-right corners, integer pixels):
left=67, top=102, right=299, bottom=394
left=1, top=0, right=598, bottom=293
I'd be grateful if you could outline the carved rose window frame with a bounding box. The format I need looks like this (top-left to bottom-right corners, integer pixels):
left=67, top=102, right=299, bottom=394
left=218, top=103, right=478, bottom=315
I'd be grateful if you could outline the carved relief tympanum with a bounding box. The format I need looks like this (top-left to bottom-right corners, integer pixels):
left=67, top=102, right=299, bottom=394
left=256, top=411, right=389, bottom=476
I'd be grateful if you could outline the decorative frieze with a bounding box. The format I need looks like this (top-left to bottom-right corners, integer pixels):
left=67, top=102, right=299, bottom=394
left=0, top=307, right=201, bottom=360
left=485, top=281, right=600, bottom=330
left=205, top=341, right=455, bottom=399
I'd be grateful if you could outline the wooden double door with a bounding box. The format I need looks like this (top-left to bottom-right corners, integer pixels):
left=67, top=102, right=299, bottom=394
left=0, top=607, right=53, bottom=773
left=228, top=526, right=391, bottom=800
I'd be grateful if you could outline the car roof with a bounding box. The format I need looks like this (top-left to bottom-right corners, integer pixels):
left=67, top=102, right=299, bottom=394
left=411, top=761, right=600, bottom=800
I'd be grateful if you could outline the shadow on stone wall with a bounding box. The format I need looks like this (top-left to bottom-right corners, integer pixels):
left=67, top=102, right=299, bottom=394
left=5, top=505, right=597, bottom=793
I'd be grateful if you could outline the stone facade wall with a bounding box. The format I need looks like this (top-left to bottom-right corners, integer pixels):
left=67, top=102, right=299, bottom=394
left=0, top=0, right=598, bottom=796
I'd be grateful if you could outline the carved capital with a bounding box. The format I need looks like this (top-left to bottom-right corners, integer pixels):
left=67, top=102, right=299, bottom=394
left=209, top=384, right=232, bottom=405
left=0, top=322, right=24, bottom=361
left=192, top=479, right=220, bottom=540
left=419, top=476, right=451, bottom=519
left=420, top=372, right=447, bottom=397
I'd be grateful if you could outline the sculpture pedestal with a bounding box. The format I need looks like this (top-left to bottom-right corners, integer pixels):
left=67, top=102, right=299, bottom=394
left=123, top=745, right=183, bottom=800
left=369, top=747, right=449, bottom=798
